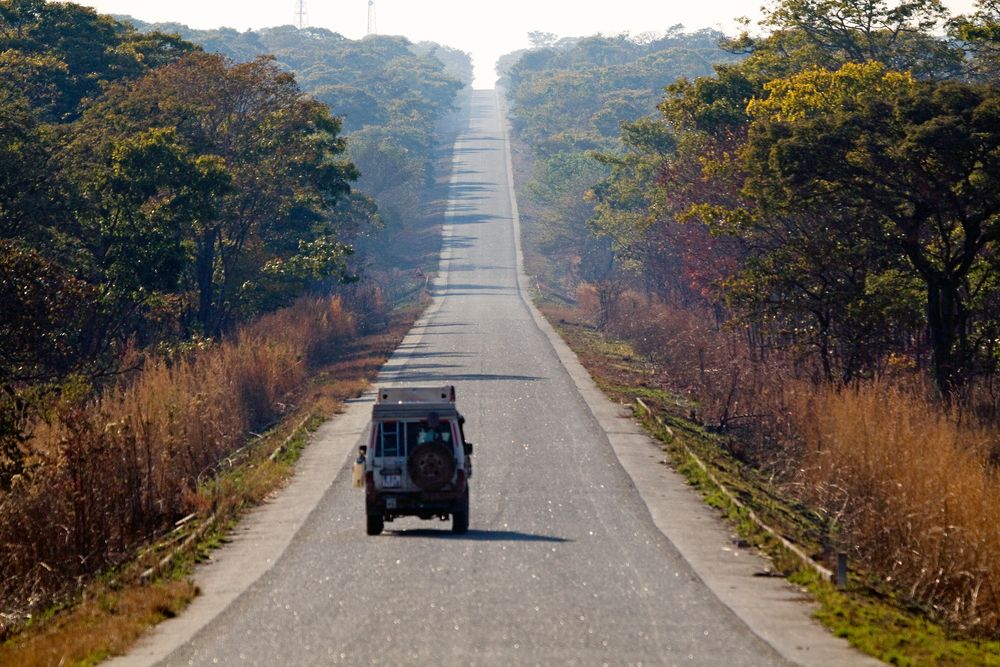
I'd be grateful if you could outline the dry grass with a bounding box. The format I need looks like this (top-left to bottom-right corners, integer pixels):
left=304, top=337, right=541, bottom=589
left=576, top=287, right=800, bottom=460
left=0, top=295, right=363, bottom=631
left=794, top=382, right=1000, bottom=634
left=1, top=580, right=197, bottom=667
left=0, top=297, right=421, bottom=665
left=569, top=285, right=1000, bottom=637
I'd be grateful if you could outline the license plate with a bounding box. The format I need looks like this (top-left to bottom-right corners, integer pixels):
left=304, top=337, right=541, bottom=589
left=386, top=497, right=397, bottom=509
left=382, top=474, right=401, bottom=488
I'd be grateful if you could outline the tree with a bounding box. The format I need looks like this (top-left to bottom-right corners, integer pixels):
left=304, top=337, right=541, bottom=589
left=952, top=0, right=1000, bottom=83
left=98, top=129, right=230, bottom=292
left=310, top=84, right=386, bottom=132
left=0, top=89, right=59, bottom=240
left=589, top=119, right=673, bottom=280
left=525, top=151, right=610, bottom=291
left=726, top=63, right=1000, bottom=392
left=503, top=29, right=743, bottom=299
left=728, top=0, right=963, bottom=80
left=528, top=31, right=559, bottom=48
left=347, top=124, right=425, bottom=229
left=0, top=241, right=97, bottom=488
left=72, top=53, right=360, bottom=334
left=0, top=0, right=195, bottom=120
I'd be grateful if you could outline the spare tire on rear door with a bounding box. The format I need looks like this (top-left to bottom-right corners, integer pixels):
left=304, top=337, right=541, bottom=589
left=407, top=440, right=455, bottom=491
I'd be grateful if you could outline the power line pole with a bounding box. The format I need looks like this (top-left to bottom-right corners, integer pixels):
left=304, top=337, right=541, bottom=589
left=295, top=0, right=307, bottom=29
left=367, top=0, right=376, bottom=35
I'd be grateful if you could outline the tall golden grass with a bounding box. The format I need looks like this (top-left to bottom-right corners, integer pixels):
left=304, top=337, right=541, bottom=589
left=582, top=287, right=799, bottom=453
left=794, top=383, right=1000, bottom=633
left=578, top=283, right=1000, bottom=635
left=0, top=295, right=362, bottom=620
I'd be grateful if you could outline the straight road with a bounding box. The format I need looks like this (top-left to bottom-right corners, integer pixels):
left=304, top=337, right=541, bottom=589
left=140, top=90, right=807, bottom=666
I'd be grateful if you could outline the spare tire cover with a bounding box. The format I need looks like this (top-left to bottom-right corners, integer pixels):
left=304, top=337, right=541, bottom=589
left=408, top=440, right=456, bottom=491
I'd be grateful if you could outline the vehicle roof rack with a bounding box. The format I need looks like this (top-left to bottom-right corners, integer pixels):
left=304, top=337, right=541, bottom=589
left=376, top=385, right=456, bottom=404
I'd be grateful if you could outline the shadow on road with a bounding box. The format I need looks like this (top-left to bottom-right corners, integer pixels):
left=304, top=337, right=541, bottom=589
left=380, top=370, right=545, bottom=383
left=387, top=528, right=572, bottom=542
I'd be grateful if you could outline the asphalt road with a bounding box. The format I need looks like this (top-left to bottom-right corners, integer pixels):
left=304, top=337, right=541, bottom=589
left=121, top=90, right=868, bottom=666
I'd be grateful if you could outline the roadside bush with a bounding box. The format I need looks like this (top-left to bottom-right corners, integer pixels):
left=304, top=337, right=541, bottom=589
left=587, top=285, right=798, bottom=462
left=0, top=295, right=357, bottom=626
left=592, top=289, right=1000, bottom=635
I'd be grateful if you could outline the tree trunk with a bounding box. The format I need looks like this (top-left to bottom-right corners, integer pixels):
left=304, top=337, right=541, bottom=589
left=925, top=274, right=968, bottom=399
left=195, top=227, right=218, bottom=336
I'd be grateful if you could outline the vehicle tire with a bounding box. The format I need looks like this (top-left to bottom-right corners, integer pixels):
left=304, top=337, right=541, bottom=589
left=452, top=491, right=469, bottom=534
left=452, top=509, right=469, bottom=534
left=366, top=513, right=384, bottom=536
left=407, top=441, right=455, bottom=491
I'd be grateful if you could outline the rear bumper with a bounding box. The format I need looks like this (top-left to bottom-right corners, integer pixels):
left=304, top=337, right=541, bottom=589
left=368, top=490, right=467, bottom=518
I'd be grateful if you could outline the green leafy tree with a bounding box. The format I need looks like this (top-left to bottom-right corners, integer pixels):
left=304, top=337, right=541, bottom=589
left=347, top=124, right=424, bottom=228
left=310, top=84, right=386, bottom=132
left=138, top=25, right=468, bottom=241
left=951, top=0, right=1000, bottom=82
left=0, top=0, right=195, bottom=120
left=589, top=119, right=673, bottom=277
left=525, top=151, right=610, bottom=290
left=71, top=52, right=359, bottom=334
left=0, top=89, right=59, bottom=240
left=727, top=0, right=963, bottom=80
left=502, top=30, right=739, bottom=297
left=724, top=63, right=1000, bottom=392
left=99, top=128, right=229, bottom=292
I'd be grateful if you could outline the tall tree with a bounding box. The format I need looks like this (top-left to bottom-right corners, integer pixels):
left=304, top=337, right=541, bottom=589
left=723, top=63, right=1000, bottom=392
left=70, top=53, right=359, bottom=334
left=0, top=0, right=195, bottom=120
left=0, top=89, right=58, bottom=240
left=727, top=0, right=963, bottom=79
left=952, top=0, right=1000, bottom=83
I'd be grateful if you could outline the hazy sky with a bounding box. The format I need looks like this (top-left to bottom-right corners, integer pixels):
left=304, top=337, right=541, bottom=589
left=76, top=0, right=979, bottom=87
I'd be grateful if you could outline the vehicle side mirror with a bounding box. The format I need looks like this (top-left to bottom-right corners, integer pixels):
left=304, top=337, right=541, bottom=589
left=463, top=442, right=474, bottom=455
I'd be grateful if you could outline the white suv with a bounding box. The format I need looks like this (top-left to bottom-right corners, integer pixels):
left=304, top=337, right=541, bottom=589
left=359, top=386, right=473, bottom=535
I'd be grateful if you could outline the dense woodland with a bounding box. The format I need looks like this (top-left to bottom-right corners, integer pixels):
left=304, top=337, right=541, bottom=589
left=499, top=28, right=742, bottom=293
left=0, top=0, right=469, bottom=624
left=0, top=0, right=468, bottom=487
left=123, top=18, right=472, bottom=237
left=505, top=0, right=1000, bottom=638
left=508, top=0, right=1000, bottom=399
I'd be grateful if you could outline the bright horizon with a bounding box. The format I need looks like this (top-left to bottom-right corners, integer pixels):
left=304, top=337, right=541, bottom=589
left=75, top=0, right=979, bottom=88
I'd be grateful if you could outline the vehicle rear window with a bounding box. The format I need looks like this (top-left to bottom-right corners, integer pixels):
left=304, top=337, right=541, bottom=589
left=374, top=419, right=455, bottom=457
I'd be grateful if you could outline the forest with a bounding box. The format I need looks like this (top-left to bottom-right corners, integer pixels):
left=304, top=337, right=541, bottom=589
left=504, top=0, right=1000, bottom=641
left=0, top=0, right=469, bottom=632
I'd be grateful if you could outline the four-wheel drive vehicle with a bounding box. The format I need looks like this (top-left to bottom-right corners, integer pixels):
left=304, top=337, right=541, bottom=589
left=359, top=385, right=473, bottom=535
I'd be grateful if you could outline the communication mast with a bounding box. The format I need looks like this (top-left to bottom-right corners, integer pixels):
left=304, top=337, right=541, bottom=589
left=295, top=0, right=307, bottom=29
left=367, top=0, right=377, bottom=35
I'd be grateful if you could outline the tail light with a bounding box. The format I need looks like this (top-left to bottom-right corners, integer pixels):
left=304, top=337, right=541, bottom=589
left=365, top=471, right=375, bottom=497
left=456, top=469, right=466, bottom=492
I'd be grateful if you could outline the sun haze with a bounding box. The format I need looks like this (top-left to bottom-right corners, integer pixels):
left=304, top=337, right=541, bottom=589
left=75, top=0, right=979, bottom=87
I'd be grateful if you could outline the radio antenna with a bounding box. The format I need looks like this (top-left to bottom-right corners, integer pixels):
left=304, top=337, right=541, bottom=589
left=295, top=0, right=307, bottom=29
